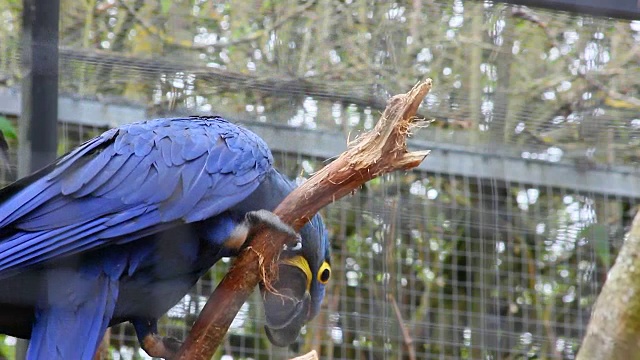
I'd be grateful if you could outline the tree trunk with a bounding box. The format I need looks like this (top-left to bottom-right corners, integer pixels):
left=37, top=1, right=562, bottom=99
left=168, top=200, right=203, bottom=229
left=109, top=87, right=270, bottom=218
left=577, top=210, right=640, bottom=359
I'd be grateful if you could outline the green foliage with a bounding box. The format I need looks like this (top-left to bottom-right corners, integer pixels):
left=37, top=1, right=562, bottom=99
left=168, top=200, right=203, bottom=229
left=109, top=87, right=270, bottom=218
left=160, top=0, right=172, bottom=15
left=0, top=117, right=16, bottom=140
left=0, top=335, right=15, bottom=360
left=582, top=223, right=611, bottom=267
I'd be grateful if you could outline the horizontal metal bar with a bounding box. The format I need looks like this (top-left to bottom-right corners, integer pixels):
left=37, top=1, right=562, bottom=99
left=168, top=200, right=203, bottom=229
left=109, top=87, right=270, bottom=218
left=0, top=87, right=638, bottom=198
left=244, top=122, right=640, bottom=198
left=0, top=87, right=146, bottom=128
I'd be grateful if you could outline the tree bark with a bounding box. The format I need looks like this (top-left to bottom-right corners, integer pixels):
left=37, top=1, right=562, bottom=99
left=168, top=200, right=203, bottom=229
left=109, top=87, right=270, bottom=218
left=175, top=79, right=433, bottom=360
left=577, top=210, right=640, bottom=359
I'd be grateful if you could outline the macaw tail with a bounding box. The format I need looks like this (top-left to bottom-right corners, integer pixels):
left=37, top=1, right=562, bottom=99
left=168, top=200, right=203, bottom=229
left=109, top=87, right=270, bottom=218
left=26, top=270, right=119, bottom=360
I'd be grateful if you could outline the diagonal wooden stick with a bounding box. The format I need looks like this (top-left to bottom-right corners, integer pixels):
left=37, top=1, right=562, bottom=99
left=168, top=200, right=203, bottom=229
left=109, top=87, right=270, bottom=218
left=388, top=293, right=417, bottom=360
left=176, top=79, right=433, bottom=360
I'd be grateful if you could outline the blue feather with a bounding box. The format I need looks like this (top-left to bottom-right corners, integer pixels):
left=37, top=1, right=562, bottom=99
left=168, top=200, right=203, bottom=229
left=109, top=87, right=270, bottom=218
left=26, top=271, right=120, bottom=360
left=146, top=162, right=182, bottom=204
left=113, top=130, right=133, bottom=155
left=0, top=181, right=59, bottom=227
left=120, top=165, right=158, bottom=205
left=46, top=128, right=118, bottom=180
left=0, top=219, right=109, bottom=272
left=108, top=156, right=156, bottom=202
left=97, top=209, right=163, bottom=240
left=18, top=196, right=125, bottom=231
left=72, top=146, right=119, bottom=197
left=179, top=155, right=207, bottom=194
left=60, top=148, right=111, bottom=196
left=170, top=132, right=186, bottom=166
left=133, top=135, right=154, bottom=157
left=157, top=136, right=174, bottom=167
left=93, top=154, right=145, bottom=197
left=182, top=131, right=209, bottom=160
left=103, top=205, right=150, bottom=227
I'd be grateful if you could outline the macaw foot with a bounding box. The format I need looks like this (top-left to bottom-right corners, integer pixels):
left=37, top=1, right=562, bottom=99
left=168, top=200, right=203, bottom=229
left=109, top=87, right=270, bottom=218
left=246, top=209, right=299, bottom=241
left=225, top=209, right=300, bottom=249
left=141, top=334, right=182, bottom=360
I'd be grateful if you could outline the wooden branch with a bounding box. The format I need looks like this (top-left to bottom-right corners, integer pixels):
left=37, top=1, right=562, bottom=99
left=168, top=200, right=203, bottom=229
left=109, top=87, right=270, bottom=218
left=576, top=210, right=640, bottom=359
left=175, top=79, right=433, bottom=360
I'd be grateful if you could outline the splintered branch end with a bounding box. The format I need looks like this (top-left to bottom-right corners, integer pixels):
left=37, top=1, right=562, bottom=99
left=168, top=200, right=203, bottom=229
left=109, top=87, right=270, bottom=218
left=345, top=79, right=433, bottom=171
left=398, top=150, right=431, bottom=170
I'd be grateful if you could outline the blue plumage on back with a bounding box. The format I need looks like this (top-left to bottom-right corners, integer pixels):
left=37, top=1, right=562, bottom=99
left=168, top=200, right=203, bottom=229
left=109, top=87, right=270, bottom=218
left=0, top=117, right=272, bottom=274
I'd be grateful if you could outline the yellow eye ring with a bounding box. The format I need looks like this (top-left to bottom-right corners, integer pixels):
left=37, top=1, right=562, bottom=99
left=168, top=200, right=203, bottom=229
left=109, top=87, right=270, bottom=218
left=317, top=261, right=331, bottom=284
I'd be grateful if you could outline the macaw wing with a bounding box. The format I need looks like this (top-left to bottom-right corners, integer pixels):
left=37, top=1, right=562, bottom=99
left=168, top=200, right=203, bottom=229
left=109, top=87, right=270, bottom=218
left=0, top=117, right=273, bottom=273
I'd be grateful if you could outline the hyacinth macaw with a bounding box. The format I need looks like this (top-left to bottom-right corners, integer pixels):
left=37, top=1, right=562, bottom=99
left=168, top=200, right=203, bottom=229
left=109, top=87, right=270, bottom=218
left=0, top=116, right=332, bottom=359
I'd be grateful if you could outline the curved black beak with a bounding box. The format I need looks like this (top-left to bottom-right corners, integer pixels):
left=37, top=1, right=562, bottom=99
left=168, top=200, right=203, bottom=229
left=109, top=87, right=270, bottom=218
left=260, top=258, right=311, bottom=347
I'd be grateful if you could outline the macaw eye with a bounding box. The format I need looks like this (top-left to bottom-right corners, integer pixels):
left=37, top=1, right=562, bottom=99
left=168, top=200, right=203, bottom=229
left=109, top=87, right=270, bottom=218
left=283, top=241, right=302, bottom=251
left=317, top=261, right=331, bottom=284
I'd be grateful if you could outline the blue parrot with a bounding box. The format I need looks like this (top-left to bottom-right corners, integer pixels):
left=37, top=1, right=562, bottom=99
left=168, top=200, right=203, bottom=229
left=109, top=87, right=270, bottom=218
left=0, top=116, right=332, bottom=359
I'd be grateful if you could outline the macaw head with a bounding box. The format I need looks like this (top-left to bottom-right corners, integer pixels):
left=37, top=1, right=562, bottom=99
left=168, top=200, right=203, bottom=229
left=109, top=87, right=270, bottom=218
left=260, top=213, right=331, bottom=347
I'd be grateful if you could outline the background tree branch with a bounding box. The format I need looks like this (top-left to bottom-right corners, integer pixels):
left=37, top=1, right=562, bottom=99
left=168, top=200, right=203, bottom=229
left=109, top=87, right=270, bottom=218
left=175, top=79, right=433, bottom=360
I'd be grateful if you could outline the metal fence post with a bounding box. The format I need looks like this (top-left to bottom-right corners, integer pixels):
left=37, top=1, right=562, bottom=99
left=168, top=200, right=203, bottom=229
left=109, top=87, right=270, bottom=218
left=18, top=0, right=59, bottom=177
left=16, top=0, right=59, bottom=358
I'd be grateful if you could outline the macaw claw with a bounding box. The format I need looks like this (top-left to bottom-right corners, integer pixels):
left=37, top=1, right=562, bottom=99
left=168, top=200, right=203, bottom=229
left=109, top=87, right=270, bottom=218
left=226, top=210, right=301, bottom=250
left=245, top=209, right=301, bottom=244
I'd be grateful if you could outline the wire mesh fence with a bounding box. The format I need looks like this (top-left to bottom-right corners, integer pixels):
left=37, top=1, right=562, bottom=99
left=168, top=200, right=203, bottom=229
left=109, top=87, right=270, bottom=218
left=0, top=119, right=634, bottom=359
left=1, top=0, right=640, bottom=359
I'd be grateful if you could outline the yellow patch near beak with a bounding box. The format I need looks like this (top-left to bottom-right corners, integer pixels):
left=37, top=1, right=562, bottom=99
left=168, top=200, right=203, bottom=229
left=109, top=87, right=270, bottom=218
left=281, top=255, right=313, bottom=292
